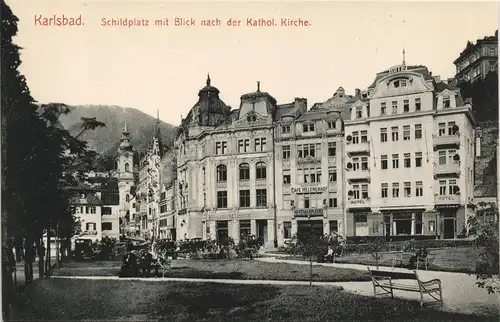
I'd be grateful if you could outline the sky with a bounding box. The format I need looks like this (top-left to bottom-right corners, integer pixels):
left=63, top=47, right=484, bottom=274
left=8, top=0, right=499, bottom=126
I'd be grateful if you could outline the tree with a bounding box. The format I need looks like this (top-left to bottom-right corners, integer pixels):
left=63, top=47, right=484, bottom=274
left=367, top=237, right=387, bottom=269
left=458, top=71, right=498, bottom=123
left=467, top=202, right=499, bottom=294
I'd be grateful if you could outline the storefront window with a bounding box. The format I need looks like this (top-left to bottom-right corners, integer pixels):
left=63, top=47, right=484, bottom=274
left=283, top=221, right=292, bottom=239
left=240, top=220, right=251, bottom=240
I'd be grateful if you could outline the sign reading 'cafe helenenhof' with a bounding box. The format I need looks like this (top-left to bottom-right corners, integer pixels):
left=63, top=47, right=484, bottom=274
left=291, top=186, right=328, bottom=194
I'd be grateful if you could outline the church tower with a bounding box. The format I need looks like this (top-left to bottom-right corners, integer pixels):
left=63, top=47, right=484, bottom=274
left=117, top=122, right=135, bottom=222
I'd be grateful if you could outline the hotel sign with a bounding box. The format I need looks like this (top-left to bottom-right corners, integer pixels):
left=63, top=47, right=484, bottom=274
left=294, top=208, right=324, bottom=217
left=389, top=65, right=407, bottom=74
left=436, top=195, right=458, bottom=201
left=291, top=186, right=328, bottom=194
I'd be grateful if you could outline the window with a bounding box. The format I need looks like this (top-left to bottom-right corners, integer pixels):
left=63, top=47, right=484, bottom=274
left=404, top=153, right=411, bottom=168
left=443, top=96, right=451, bottom=108
left=438, top=123, right=446, bottom=136
left=415, top=98, right=421, bottom=111
left=239, top=163, right=250, bottom=180
left=381, top=155, right=388, bottom=169
left=392, top=153, right=399, bottom=169
left=391, top=127, right=399, bottom=141
left=328, top=169, right=337, bottom=182
left=282, top=125, right=291, bottom=133
left=86, top=223, right=96, bottom=231
left=327, top=120, right=335, bottom=129
left=404, top=182, right=411, bottom=197
left=416, top=181, right=423, bottom=197
left=352, top=131, right=360, bottom=144
left=448, top=150, right=456, bottom=164
left=256, top=189, right=267, bottom=207
left=217, top=191, right=228, bottom=208
left=429, top=221, right=435, bottom=233
left=361, top=184, right=369, bottom=199
left=216, top=164, right=227, bottom=182
left=356, top=106, right=362, bottom=119
left=102, top=207, right=112, bottom=215
left=447, top=122, right=456, bottom=135
left=283, top=174, right=291, bottom=184
left=403, top=100, right=410, bottom=113
left=328, top=142, right=336, bottom=157
left=415, top=213, right=423, bottom=235
left=490, top=47, right=496, bottom=56
left=381, top=183, right=388, bottom=198
left=283, top=222, right=292, bottom=239
left=415, top=152, right=422, bottom=167
left=360, top=131, right=368, bottom=143
left=303, top=123, right=315, bottom=132
left=352, top=185, right=360, bottom=199
left=304, top=196, right=310, bottom=208
left=438, top=151, right=447, bottom=165
left=392, top=101, right=398, bottom=114
left=403, top=125, right=410, bottom=140
left=101, top=222, right=112, bottom=231
left=352, top=157, right=360, bottom=171
left=380, top=128, right=388, bottom=142
left=448, top=179, right=457, bottom=195
left=298, top=168, right=322, bottom=184
left=215, top=141, right=227, bottom=155
left=414, top=124, right=422, bottom=139
left=297, top=144, right=319, bottom=158
left=89, top=207, right=96, bottom=214
left=361, top=157, right=369, bottom=170
left=328, top=198, right=338, bottom=207
left=125, top=162, right=130, bottom=172
left=239, top=190, right=250, bottom=208
left=238, top=139, right=250, bottom=153
left=256, top=162, right=267, bottom=179
left=439, top=180, right=447, bottom=195
left=255, top=138, right=266, bottom=151
left=381, top=102, right=387, bottom=115
left=282, top=145, right=291, bottom=159
left=392, top=182, right=399, bottom=198
left=125, top=194, right=130, bottom=202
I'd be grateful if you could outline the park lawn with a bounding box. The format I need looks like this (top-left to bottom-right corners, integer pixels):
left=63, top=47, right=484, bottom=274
left=54, top=259, right=371, bottom=282
left=13, top=279, right=497, bottom=321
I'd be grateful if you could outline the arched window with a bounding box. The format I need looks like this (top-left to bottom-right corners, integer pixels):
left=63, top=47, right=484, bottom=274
left=216, top=164, right=227, bottom=182
left=239, top=163, right=250, bottom=180
left=125, top=162, right=130, bottom=172
left=125, top=194, right=130, bottom=202
left=256, top=162, right=266, bottom=179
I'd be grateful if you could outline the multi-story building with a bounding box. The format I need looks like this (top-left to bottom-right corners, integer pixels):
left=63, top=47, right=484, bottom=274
left=69, top=187, right=103, bottom=241
left=136, top=116, right=164, bottom=240
left=158, top=181, right=177, bottom=239
left=175, top=77, right=279, bottom=246
left=454, top=30, right=498, bottom=83
left=344, top=60, right=476, bottom=240
left=274, top=87, right=349, bottom=245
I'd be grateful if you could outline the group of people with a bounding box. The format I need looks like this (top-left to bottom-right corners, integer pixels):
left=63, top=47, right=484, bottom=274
left=119, top=242, right=165, bottom=278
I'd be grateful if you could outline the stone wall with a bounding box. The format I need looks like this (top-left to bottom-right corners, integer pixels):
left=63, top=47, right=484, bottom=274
left=475, top=121, right=498, bottom=187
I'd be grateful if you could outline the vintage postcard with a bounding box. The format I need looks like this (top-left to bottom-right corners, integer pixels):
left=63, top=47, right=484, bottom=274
left=1, top=0, right=499, bottom=321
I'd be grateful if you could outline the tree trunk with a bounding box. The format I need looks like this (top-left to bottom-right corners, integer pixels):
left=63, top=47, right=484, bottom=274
left=309, top=255, right=313, bottom=286
left=45, top=227, right=51, bottom=278
left=35, top=237, right=44, bottom=280
left=55, top=222, right=60, bottom=268
left=14, top=235, right=22, bottom=262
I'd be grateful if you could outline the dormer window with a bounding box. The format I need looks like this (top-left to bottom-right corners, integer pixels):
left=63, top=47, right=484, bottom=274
left=400, top=79, right=407, bottom=87
left=282, top=125, right=291, bottom=133
left=327, top=120, right=335, bottom=129
left=303, top=123, right=315, bottom=132
left=443, top=96, right=451, bottom=109
left=356, top=106, right=362, bottom=119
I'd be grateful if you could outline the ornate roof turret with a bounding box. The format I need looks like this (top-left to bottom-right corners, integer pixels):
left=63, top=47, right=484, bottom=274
left=119, top=122, right=133, bottom=152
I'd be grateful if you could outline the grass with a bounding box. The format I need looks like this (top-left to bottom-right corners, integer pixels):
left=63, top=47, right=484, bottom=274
left=54, top=259, right=371, bottom=282
left=276, top=247, right=480, bottom=273
left=12, top=279, right=497, bottom=321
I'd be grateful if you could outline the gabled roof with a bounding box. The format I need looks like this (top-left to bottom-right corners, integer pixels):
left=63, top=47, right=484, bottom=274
left=70, top=191, right=102, bottom=206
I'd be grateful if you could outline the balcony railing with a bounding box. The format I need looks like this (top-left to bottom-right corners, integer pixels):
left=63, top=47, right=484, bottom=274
left=434, top=194, right=461, bottom=205
left=82, top=230, right=98, bottom=236
left=347, top=198, right=370, bottom=208
left=345, top=141, right=370, bottom=155
left=345, top=169, right=370, bottom=182
left=433, top=135, right=460, bottom=149
left=434, top=162, right=460, bottom=177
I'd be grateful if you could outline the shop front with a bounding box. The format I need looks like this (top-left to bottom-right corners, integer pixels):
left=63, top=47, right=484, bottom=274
left=294, top=208, right=325, bottom=243
left=435, top=205, right=465, bottom=239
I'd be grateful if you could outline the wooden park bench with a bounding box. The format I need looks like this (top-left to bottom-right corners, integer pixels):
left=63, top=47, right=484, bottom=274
left=367, top=267, right=443, bottom=307
left=392, top=250, right=429, bottom=270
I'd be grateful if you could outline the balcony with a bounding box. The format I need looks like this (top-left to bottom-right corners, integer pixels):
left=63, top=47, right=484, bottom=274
left=433, top=135, right=460, bottom=150
left=345, top=141, right=370, bottom=155
left=434, top=194, right=461, bottom=206
left=345, top=169, right=370, bottom=182
left=434, top=162, right=460, bottom=177
left=82, top=230, right=98, bottom=236
left=296, top=155, right=322, bottom=165
left=347, top=198, right=370, bottom=209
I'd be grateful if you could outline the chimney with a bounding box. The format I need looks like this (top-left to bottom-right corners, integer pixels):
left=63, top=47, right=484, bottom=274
left=355, top=89, right=361, bottom=97
left=433, top=75, right=441, bottom=83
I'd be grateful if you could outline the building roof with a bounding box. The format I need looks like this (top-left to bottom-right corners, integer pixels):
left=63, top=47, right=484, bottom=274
left=454, top=30, right=498, bottom=64
left=368, top=65, right=434, bottom=89
left=69, top=191, right=102, bottom=206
